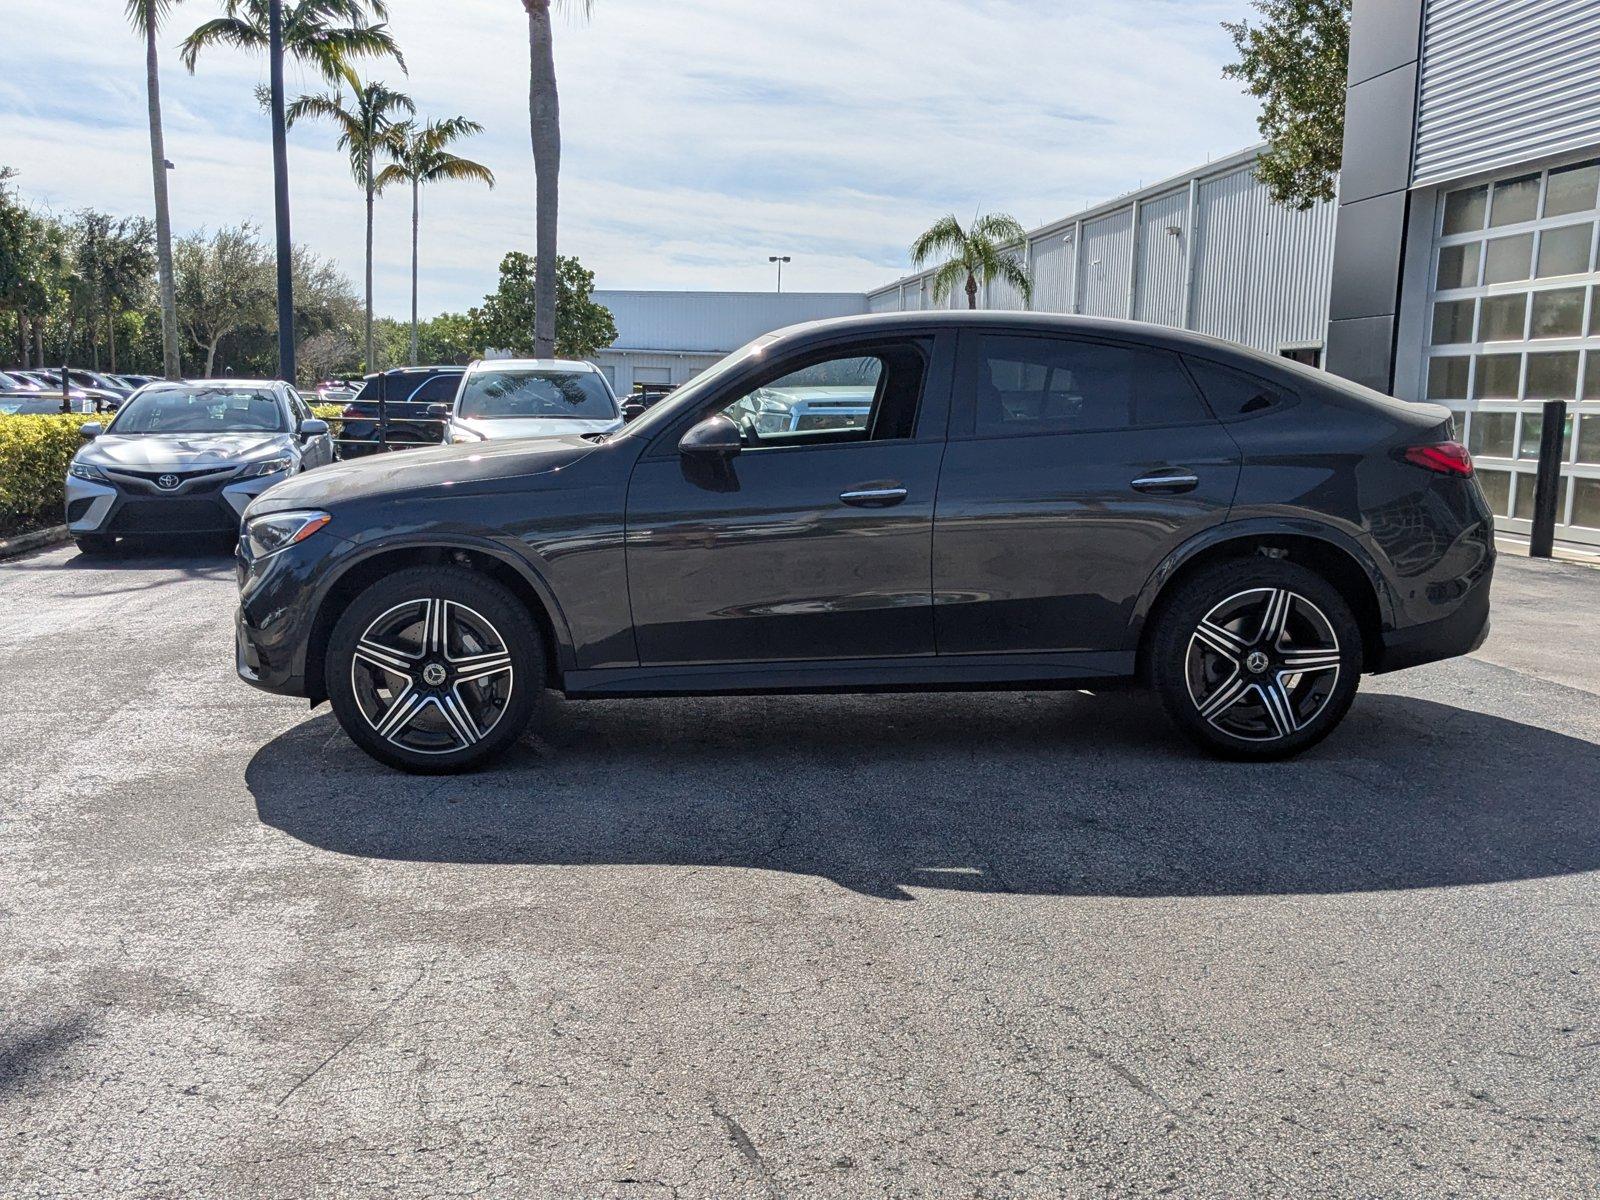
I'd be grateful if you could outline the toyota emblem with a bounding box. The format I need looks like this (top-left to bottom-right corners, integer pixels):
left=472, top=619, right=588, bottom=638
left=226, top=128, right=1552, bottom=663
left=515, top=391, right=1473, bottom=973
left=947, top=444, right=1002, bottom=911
left=157, top=474, right=181, bottom=490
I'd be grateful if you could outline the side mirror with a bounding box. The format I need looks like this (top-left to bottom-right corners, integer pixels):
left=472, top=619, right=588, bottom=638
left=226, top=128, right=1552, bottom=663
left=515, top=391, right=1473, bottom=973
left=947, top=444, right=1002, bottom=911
left=79, top=422, right=102, bottom=440
left=298, top=417, right=329, bottom=439
left=622, top=401, right=647, bottom=422
left=678, top=413, right=742, bottom=458
left=426, top=404, right=450, bottom=419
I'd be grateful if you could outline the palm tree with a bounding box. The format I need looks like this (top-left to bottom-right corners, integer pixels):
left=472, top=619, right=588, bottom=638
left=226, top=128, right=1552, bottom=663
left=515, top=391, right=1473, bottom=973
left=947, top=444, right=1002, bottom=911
left=909, top=212, right=1034, bottom=310
left=179, top=0, right=404, bottom=82
left=287, top=74, right=414, bottom=371
left=376, top=118, right=495, bottom=365
left=523, top=0, right=591, bottom=359
left=126, top=0, right=183, bottom=381
left=181, top=0, right=403, bottom=380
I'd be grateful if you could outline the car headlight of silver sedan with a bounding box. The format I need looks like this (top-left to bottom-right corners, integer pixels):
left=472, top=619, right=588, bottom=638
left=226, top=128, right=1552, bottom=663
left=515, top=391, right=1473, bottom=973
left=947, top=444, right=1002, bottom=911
left=246, top=455, right=295, bottom=478
left=245, top=510, right=332, bottom=558
left=68, top=461, right=105, bottom=480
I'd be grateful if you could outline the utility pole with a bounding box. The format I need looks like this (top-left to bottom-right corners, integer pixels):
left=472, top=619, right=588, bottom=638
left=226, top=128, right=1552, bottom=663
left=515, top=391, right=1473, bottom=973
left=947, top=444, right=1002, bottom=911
left=268, top=0, right=296, bottom=384
left=768, top=255, right=791, bottom=293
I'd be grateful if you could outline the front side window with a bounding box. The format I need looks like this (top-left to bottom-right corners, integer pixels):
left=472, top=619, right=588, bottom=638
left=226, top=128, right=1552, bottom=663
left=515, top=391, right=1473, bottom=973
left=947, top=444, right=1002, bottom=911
left=108, top=387, right=287, bottom=434
left=411, top=374, right=463, bottom=404
left=718, top=342, right=928, bottom=448
left=970, top=335, right=1210, bottom=436
left=457, top=369, right=617, bottom=421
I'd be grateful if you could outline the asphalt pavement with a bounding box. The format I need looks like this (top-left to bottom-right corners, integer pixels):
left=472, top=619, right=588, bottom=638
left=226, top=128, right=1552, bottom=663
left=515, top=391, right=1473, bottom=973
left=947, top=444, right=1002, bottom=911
left=1, top=543, right=1596, bottom=1198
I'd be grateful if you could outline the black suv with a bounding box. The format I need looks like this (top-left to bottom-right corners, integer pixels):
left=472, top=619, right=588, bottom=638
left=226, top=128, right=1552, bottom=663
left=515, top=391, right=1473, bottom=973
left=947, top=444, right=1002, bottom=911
left=236, top=313, right=1493, bottom=772
left=336, top=366, right=463, bottom=457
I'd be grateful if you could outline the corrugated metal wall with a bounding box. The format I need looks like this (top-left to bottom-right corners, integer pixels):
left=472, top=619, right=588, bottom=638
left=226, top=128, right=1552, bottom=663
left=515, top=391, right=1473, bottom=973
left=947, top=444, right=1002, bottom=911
left=1189, top=165, right=1336, bottom=349
left=594, top=291, right=869, bottom=353
left=1134, top=189, right=1189, bottom=326
left=1079, top=211, right=1134, bottom=317
left=1414, top=0, right=1600, bottom=187
left=863, top=147, right=1336, bottom=355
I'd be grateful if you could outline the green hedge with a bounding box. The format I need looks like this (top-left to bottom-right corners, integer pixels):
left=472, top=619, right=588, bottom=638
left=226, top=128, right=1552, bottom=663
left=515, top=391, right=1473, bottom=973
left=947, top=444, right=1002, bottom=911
left=311, top=402, right=346, bottom=443
left=0, top=414, right=96, bottom=527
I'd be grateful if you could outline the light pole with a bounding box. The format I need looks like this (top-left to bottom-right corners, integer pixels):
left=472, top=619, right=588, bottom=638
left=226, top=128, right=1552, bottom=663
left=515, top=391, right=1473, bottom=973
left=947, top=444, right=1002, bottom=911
left=768, top=255, right=791, bottom=293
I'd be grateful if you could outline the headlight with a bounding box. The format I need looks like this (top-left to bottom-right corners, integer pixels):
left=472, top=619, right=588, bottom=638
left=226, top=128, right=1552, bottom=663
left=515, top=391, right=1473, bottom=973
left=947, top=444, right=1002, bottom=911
left=247, top=456, right=295, bottom=478
left=69, top=461, right=105, bottom=480
left=245, top=509, right=331, bottom=558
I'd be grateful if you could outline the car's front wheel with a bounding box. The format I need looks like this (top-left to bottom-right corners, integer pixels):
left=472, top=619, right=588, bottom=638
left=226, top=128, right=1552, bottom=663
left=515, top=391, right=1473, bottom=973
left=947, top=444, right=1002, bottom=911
left=1149, top=558, right=1363, bottom=760
left=326, top=566, right=543, bottom=773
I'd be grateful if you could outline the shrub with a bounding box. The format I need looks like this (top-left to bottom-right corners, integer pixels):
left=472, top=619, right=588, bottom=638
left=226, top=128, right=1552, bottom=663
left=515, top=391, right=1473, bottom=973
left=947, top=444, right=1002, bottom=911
left=0, top=414, right=98, bottom=529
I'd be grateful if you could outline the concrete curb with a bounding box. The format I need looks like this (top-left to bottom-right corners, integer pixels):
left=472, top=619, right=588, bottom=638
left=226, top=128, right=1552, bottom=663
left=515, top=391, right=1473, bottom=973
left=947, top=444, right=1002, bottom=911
left=0, top=524, right=71, bottom=562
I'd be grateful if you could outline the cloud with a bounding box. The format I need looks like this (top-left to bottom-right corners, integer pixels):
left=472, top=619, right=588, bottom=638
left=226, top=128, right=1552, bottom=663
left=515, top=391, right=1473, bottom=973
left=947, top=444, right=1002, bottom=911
left=1, top=0, right=1262, bottom=317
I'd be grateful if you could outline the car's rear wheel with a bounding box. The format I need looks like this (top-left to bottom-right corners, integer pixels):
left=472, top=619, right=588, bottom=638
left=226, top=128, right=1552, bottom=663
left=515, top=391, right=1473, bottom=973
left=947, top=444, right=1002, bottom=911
left=1150, top=558, right=1362, bottom=760
left=326, top=566, right=543, bottom=773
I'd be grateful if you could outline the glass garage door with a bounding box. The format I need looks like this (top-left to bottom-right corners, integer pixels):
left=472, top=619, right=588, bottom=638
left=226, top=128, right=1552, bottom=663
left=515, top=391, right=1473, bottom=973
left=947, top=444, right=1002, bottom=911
left=1423, top=157, right=1600, bottom=548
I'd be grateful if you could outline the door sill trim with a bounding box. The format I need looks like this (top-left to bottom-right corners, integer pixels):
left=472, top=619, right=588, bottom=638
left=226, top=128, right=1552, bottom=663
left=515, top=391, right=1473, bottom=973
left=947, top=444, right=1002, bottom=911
left=562, top=650, right=1135, bottom=698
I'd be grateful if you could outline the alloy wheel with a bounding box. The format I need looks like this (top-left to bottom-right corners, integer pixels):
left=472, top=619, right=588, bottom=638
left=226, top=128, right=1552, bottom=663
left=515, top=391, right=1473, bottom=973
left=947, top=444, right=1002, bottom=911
left=349, top=598, right=515, bottom=755
left=1184, top=587, right=1342, bottom=743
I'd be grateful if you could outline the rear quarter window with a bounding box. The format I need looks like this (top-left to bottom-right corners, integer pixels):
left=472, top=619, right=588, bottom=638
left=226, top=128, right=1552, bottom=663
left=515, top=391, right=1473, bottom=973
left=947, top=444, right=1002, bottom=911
left=1184, top=357, right=1294, bottom=419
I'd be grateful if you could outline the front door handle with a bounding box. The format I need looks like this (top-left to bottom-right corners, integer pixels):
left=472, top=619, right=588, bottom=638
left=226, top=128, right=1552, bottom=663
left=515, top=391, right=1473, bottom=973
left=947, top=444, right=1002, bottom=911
left=840, top=485, right=908, bottom=508
left=1131, top=471, right=1200, bottom=495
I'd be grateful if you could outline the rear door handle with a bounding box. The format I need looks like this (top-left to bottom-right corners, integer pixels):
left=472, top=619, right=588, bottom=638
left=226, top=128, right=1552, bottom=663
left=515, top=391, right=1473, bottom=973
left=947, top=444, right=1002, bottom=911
left=840, top=486, right=908, bottom=508
left=1131, top=471, right=1200, bottom=494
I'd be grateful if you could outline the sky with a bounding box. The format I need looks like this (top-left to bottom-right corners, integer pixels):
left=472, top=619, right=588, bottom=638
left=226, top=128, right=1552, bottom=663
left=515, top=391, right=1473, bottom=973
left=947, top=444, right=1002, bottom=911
left=0, top=0, right=1265, bottom=320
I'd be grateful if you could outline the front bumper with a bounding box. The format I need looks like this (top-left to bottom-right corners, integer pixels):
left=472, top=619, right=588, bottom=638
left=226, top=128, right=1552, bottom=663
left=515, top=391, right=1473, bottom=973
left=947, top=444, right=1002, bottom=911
left=66, top=469, right=291, bottom=537
left=235, top=524, right=355, bottom=700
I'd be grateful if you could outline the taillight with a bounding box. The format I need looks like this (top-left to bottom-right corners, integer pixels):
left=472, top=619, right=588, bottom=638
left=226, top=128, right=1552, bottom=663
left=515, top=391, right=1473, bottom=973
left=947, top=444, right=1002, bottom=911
left=1403, top=440, right=1474, bottom=477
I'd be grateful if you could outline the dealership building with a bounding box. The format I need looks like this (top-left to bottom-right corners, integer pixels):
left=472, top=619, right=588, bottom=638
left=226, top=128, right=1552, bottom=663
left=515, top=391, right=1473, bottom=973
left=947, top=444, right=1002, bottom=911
left=595, top=0, right=1600, bottom=549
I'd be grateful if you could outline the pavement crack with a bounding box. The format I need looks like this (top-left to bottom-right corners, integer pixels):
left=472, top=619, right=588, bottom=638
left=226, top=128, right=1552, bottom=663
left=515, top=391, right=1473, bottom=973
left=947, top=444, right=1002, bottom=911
left=710, top=1100, right=782, bottom=1197
left=273, top=960, right=433, bottom=1110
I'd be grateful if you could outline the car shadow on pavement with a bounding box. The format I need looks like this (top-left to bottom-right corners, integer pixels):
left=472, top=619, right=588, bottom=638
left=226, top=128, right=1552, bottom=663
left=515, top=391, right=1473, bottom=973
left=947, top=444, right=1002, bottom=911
left=247, top=689, right=1600, bottom=900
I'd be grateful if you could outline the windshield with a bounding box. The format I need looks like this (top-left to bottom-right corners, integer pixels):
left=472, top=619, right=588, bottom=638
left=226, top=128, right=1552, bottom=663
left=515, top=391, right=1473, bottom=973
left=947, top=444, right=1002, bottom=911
left=458, top=369, right=616, bottom=421
left=108, top=386, right=287, bottom=434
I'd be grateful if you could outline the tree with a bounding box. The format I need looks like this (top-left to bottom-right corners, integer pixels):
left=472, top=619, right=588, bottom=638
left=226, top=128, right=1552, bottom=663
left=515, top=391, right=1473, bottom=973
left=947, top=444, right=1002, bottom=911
left=376, top=117, right=495, bottom=365
left=415, top=311, right=480, bottom=364
left=909, top=213, right=1033, bottom=309
left=522, top=0, right=591, bottom=358
left=125, top=0, right=183, bottom=380
left=74, top=212, right=156, bottom=372
left=173, top=224, right=275, bottom=376
left=179, top=0, right=404, bottom=82
left=287, top=74, right=414, bottom=374
left=181, top=0, right=405, bottom=382
left=469, top=252, right=615, bottom=358
left=1223, top=0, right=1350, bottom=210
left=298, top=327, right=359, bottom=382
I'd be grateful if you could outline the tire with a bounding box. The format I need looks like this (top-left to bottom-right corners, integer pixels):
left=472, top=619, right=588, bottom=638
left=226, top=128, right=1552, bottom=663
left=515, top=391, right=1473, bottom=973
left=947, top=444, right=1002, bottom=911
left=1149, top=558, right=1363, bottom=761
left=326, top=566, right=544, bottom=773
left=75, top=534, right=115, bottom=556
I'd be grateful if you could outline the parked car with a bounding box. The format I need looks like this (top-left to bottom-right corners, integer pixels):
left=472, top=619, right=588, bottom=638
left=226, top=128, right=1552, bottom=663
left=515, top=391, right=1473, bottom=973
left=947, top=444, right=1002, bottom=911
left=336, top=367, right=463, bottom=457
left=66, top=380, right=334, bottom=554
left=314, top=378, right=361, bottom=405
left=13, top=370, right=123, bottom=412
left=113, top=374, right=160, bottom=390
left=235, top=311, right=1493, bottom=773
left=441, top=359, right=622, bottom=444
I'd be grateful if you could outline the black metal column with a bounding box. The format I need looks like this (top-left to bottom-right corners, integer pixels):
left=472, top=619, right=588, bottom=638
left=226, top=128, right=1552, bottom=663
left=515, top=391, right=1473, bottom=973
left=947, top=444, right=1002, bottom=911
left=1528, top=400, right=1567, bottom=558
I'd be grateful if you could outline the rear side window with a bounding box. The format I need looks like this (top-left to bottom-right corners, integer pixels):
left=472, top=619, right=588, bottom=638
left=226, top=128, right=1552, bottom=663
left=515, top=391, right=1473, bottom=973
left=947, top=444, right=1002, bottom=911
left=410, top=374, right=462, bottom=404
left=1184, top=358, right=1291, bottom=418
left=970, top=334, right=1211, bottom=436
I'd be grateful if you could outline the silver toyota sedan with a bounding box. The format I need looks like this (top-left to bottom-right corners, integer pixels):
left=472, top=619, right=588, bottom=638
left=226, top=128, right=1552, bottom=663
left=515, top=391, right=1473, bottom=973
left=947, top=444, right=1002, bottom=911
left=65, top=380, right=333, bottom=554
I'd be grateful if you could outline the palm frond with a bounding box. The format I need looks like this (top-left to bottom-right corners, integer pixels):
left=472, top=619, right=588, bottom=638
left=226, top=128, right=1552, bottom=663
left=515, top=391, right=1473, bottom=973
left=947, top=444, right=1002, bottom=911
left=422, top=153, right=495, bottom=188
left=179, top=15, right=262, bottom=72
left=991, top=252, right=1034, bottom=306
left=909, top=215, right=966, bottom=269
left=928, top=259, right=967, bottom=304
left=971, top=212, right=1028, bottom=248
left=125, top=0, right=179, bottom=36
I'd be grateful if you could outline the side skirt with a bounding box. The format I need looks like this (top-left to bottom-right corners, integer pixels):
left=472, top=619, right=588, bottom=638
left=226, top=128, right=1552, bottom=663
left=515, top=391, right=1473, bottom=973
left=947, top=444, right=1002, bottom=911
left=561, top=650, right=1137, bottom=699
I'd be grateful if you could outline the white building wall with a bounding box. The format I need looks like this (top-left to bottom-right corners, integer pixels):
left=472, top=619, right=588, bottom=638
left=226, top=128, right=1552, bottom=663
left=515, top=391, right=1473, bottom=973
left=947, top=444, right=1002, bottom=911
left=864, top=145, right=1338, bottom=356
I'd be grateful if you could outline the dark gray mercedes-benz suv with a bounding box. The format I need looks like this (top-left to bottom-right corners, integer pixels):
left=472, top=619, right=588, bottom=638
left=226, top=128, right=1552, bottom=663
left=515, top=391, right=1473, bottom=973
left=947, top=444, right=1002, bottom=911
left=235, top=312, right=1493, bottom=772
